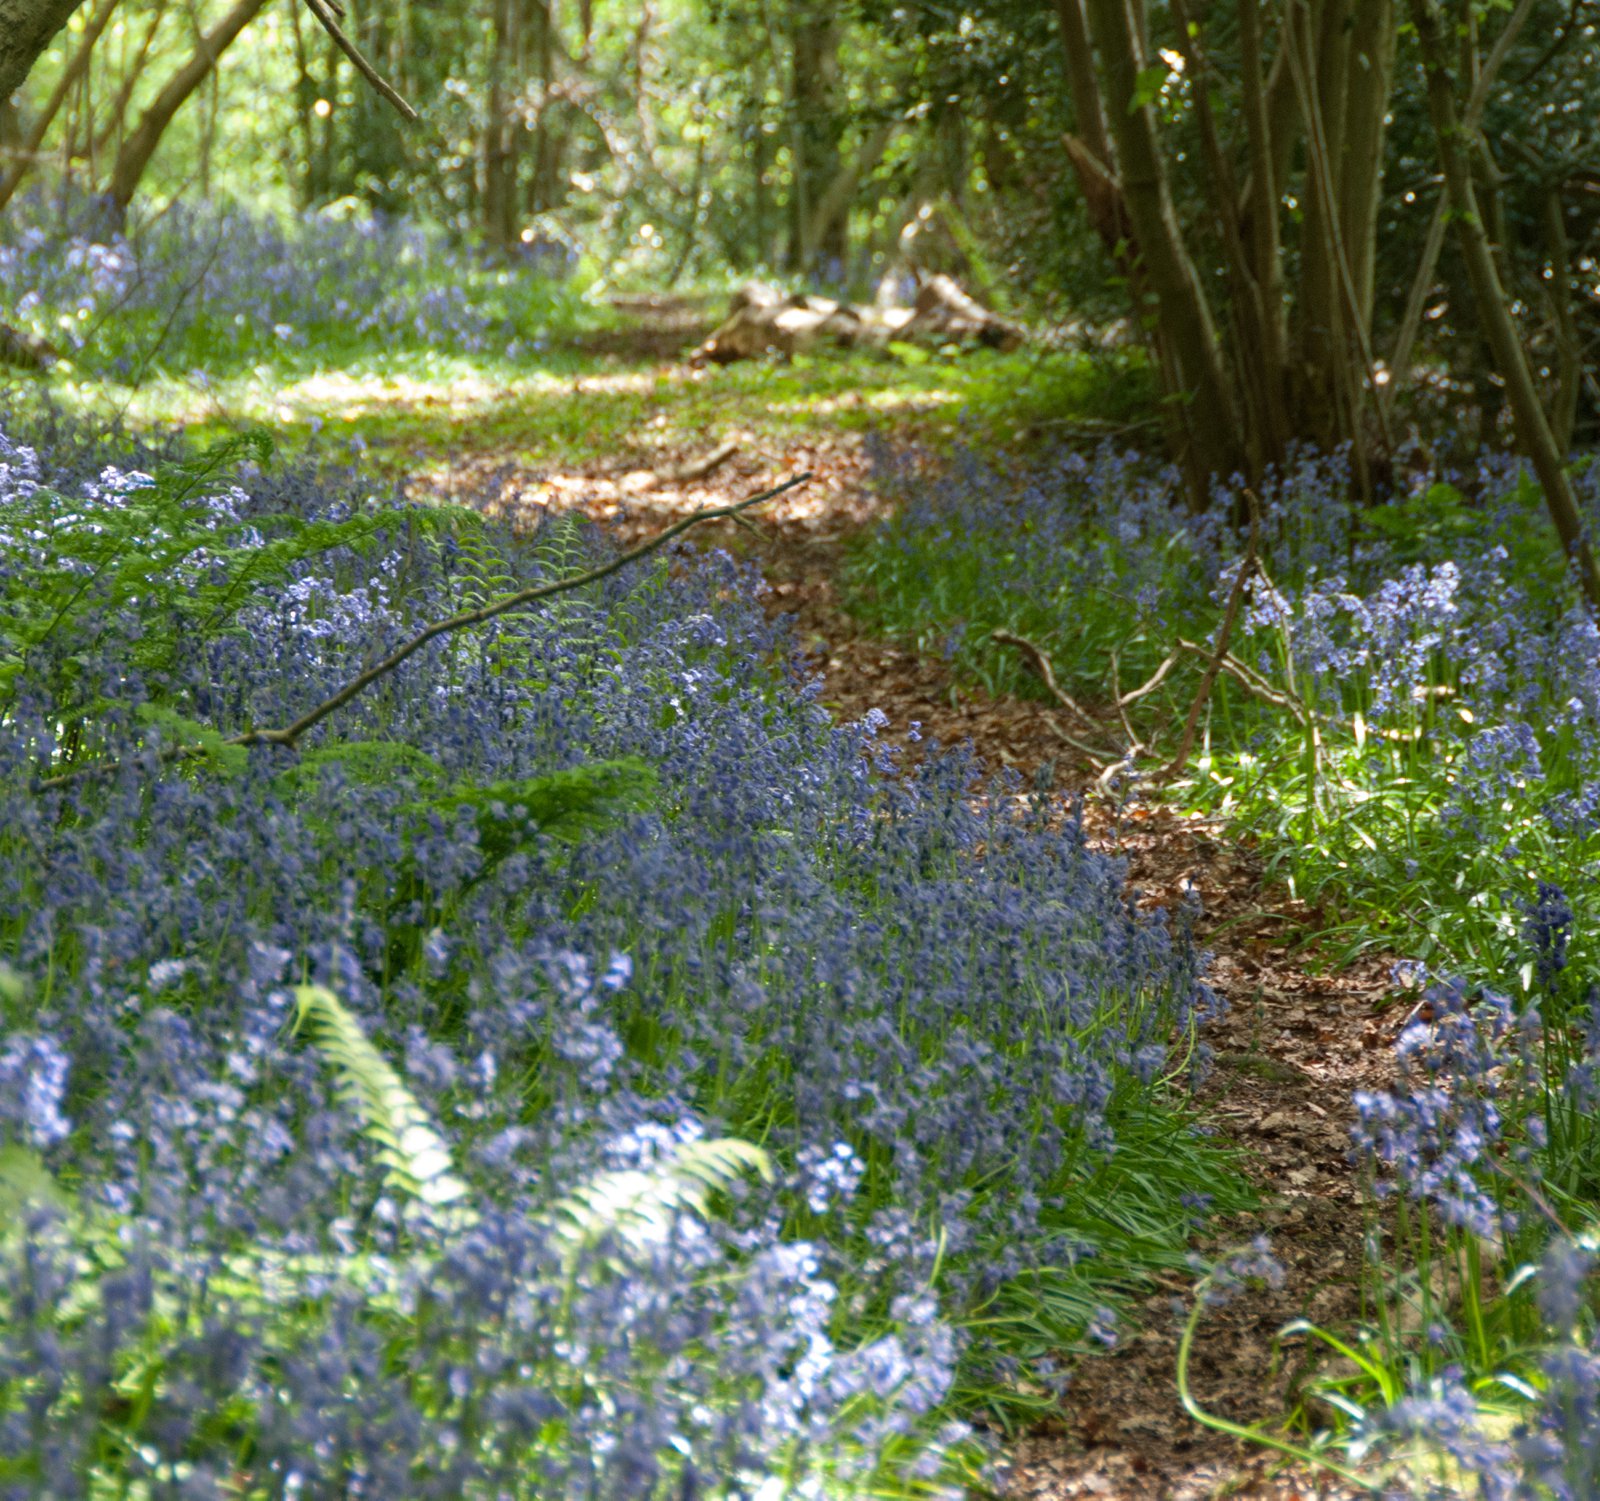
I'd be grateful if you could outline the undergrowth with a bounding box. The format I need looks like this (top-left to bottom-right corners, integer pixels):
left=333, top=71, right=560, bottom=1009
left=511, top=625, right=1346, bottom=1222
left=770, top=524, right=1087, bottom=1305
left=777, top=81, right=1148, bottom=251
left=846, top=438, right=1600, bottom=1490
left=0, top=411, right=1246, bottom=1497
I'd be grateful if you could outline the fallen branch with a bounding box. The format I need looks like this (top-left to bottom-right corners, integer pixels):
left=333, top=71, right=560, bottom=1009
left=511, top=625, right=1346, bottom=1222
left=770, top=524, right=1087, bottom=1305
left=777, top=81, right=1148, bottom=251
left=35, top=471, right=813, bottom=792
left=1108, top=647, right=1146, bottom=756
left=630, top=439, right=741, bottom=491
left=990, top=628, right=1124, bottom=766
left=663, top=438, right=740, bottom=484
left=1118, top=649, right=1181, bottom=707
left=1170, top=641, right=1311, bottom=722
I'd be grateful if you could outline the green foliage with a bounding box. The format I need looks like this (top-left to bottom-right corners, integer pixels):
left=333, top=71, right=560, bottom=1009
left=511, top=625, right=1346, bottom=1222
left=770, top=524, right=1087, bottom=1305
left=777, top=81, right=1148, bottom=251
left=0, top=1143, right=71, bottom=1234
left=292, top=984, right=474, bottom=1215
left=0, top=428, right=454, bottom=770
left=274, top=739, right=450, bottom=798
left=550, top=1135, right=772, bottom=1265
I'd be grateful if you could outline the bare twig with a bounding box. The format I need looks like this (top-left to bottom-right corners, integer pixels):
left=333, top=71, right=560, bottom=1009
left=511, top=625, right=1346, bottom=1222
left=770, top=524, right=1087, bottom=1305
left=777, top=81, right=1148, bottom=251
left=631, top=439, right=742, bottom=491
left=34, top=472, right=813, bottom=792
left=301, top=0, right=418, bottom=121
left=990, top=629, right=1100, bottom=732
left=1171, top=640, right=1310, bottom=721
left=1162, top=492, right=1260, bottom=781
left=1107, top=647, right=1145, bottom=755
left=990, top=628, right=1124, bottom=766
left=1118, top=649, right=1181, bottom=707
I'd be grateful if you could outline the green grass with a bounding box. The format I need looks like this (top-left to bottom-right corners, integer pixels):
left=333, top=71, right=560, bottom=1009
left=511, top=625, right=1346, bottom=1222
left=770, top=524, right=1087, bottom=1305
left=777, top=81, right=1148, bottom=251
left=31, top=333, right=1155, bottom=482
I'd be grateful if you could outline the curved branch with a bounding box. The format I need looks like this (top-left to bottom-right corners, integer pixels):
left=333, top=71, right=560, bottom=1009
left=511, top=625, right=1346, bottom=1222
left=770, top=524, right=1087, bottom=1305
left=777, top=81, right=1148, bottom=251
left=301, top=0, right=417, bottom=121
left=34, top=472, right=812, bottom=792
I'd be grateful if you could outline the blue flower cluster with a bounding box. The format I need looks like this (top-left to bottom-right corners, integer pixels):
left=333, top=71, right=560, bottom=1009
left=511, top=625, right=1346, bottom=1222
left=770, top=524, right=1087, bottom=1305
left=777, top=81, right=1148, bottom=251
left=853, top=438, right=1600, bottom=1488
left=0, top=415, right=1220, bottom=1495
left=0, top=191, right=572, bottom=376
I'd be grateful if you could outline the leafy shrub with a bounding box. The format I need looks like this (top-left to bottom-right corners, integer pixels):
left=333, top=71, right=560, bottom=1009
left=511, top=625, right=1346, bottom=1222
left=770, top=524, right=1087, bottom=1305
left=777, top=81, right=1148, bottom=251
left=0, top=413, right=1237, bottom=1495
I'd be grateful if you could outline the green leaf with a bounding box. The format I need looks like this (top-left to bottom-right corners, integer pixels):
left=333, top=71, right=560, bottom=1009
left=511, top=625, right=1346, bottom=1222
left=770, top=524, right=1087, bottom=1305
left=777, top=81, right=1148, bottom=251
left=292, top=985, right=476, bottom=1220
left=0, top=1142, right=71, bottom=1231
left=135, top=704, right=249, bottom=776
left=551, top=1135, right=771, bottom=1263
left=1131, top=65, right=1168, bottom=112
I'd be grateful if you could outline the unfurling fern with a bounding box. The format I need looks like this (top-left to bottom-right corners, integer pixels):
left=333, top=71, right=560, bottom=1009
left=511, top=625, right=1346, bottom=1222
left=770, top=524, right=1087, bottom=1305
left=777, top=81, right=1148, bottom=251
left=293, top=984, right=770, bottom=1258
left=291, top=985, right=474, bottom=1219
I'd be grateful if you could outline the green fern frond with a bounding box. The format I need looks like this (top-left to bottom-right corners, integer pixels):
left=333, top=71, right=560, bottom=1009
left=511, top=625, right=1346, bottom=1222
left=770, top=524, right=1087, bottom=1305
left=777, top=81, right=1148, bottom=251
left=291, top=985, right=475, bottom=1220
left=551, top=1136, right=771, bottom=1261
left=425, top=758, right=657, bottom=860
left=135, top=705, right=249, bottom=777
left=276, top=739, right=448, bottom=798
left=0, top=1142, right=71, bottom=1239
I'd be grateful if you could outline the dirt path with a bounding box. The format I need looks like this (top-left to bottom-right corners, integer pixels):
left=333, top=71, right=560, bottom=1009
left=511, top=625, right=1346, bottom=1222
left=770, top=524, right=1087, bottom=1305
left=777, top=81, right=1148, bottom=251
left=423, top=360, right=1406, bottom=1498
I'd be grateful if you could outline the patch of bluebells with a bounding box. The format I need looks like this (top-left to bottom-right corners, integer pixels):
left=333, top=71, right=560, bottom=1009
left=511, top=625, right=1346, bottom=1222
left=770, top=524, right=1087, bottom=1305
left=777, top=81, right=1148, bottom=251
left=0, top=188, right=573, bottom=374
left=857, top=439, right=1600, bottom=1487
left=0, top=414, right=1217, bottom=1495
left=859, top=438, right=1600, bottom=991
left=1347, top=962, right=1600, bottom=1494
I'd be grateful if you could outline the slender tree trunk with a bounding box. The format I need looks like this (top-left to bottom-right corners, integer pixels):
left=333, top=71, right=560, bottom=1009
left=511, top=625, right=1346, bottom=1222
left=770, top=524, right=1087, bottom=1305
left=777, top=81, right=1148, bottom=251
left=1052, top=0, right=1110, bottom=165
left=1408, top=0, right=1600, bottom=608
left=1542, top=186, right=1581, bottom=455
left=0, top=0, right=116, bottom=211
left=788, top=1, right=842, bottom=274
left=481, top=0, right=523, bottom=250
left=105, top=0, right=267, bottom=216
left=1081, top=0, right=1244, bottom=494
left=800, top=117, right=894, bottom=272
left=90, top=0, right=168, bottom=165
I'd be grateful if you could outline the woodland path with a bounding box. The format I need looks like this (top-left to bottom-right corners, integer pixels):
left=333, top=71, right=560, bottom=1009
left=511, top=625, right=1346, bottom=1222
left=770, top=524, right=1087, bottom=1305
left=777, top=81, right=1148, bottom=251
left=409, top=315, right=1411, bottom=1500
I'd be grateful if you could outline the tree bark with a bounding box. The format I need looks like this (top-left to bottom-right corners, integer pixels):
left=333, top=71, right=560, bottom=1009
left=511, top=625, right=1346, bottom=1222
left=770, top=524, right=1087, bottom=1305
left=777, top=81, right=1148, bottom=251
left=788, top=1, right=843, bottom=274
left=1051, top=0, right=1110, bottom=166
left=0, top=0, right=116, bottom=211
left=1081, top=0, right=1244, bottom=494
left=0, top=0, right=84, bottom=105
left=105, top=0, right=267, bottom=215
left=1409, top=0, right=1600, bottom=609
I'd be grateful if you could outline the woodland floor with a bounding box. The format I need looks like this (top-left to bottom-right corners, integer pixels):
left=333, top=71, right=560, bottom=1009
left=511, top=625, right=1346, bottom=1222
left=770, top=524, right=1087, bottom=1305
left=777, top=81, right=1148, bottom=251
left=372, top=303, right=1410, bottom=1498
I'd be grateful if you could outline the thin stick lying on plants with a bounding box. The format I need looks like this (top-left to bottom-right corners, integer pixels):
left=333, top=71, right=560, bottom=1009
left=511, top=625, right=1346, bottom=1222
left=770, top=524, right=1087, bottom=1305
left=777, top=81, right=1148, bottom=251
left=1107, top=647, right=1146, bottom=756
left=990, top=628, right=1124, bottom=767
left=1118, top=649, right=1181, bottom=706
left=1171, top=640, right=1311, bottom=722
left=34, top=472, right=813, bottom=793
left=1162, top=492, right=1260, bottom=781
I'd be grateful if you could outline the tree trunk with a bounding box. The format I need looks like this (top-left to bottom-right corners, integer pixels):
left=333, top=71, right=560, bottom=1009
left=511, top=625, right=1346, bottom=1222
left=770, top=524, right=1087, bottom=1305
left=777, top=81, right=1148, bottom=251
left=788, top=2, right=843, bottom=275
left=105, top=0, right=267, bottom=216
left=799, top=117, right=895, bottom=273
left=481, top=0, right=525, bottom=251
left=1408, top=0, right=1600, bottom=609
left=1081, top=0, right=1245, bottom=495
left=89, top=0, right=167, bottom=167
left=0, top=0, right=116, bottom=211
left=1052, top=0, right=1110, bottom=166
left=0, top=0, right=84, bottom=105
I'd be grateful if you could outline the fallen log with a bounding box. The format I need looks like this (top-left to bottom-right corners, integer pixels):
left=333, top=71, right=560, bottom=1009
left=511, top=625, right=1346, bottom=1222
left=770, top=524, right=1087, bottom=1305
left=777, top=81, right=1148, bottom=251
left=690, top=274, right=1023, bottom=365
